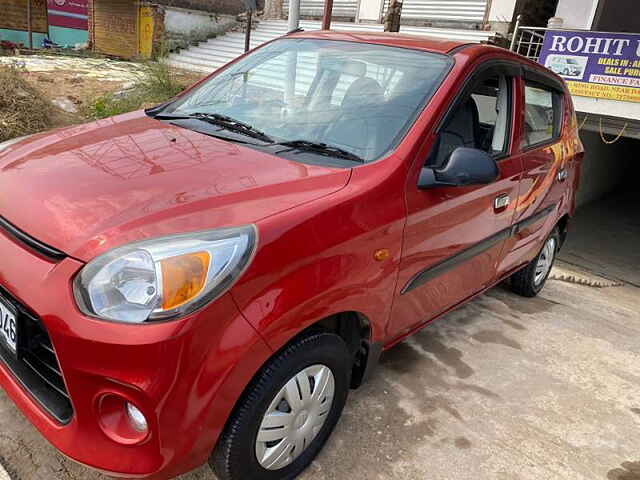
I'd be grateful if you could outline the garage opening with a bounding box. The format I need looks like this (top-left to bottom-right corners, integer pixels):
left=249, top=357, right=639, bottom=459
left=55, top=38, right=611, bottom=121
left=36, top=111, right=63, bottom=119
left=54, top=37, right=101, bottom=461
left=559, top=126, right=640, bottom=287
left=510, top=6, right=640, bottom=290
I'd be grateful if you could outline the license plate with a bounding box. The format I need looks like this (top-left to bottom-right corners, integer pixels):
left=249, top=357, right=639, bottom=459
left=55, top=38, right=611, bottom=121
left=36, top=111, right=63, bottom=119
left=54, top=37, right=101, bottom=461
left=0, top=297, right=17, bottom=354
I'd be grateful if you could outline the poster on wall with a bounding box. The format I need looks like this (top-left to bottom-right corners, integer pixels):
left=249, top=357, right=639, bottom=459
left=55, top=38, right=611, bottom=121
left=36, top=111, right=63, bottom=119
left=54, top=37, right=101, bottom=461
left=47, top=0, right=89, bottom=31
left=538, top=30, right=640, bottom=103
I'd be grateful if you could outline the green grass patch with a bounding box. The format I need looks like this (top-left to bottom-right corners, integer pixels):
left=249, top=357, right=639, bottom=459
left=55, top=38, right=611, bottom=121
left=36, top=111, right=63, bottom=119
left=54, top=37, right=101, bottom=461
left=86, top=61, right=187, bottom=120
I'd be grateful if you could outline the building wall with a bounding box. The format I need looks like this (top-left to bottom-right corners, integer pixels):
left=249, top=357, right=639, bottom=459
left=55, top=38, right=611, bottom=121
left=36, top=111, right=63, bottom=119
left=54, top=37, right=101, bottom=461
left=513, top=0, right=559, bottom=27
left=47, top=0, right=88, bottom=46
left=552, top=0, right=639, bottom=208
left=164, top=7, right=236, bottom=51
left=575, top=131, right=634, bottom=207
left=91, top=0, right=138, bottom=58
left=554, top=0, right=597, bottom=29
left=49, top=26, right=88, bottom=46
left=0, top=0, right=87, bottom=48
left=488, top=0, right=517, bottom=34
left=1, top=0, right=48, bottom=34
left=0, top=0, right=48, bottom=47
left=358, top=0, right=383, bottom=22
left=0, top=29, right=47, bottom=47
left=155, top=0, right=264, bottom=15
left=593, top=0, right=640, bottom=33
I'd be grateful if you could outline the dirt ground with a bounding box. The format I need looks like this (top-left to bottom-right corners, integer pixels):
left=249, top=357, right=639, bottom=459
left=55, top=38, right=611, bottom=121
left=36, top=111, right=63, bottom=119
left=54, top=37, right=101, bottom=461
left=0, top=55, right=203, bottom=128
left=0, top=192, right=637, bottom=480
left=22, top=70, right=125, bottom=127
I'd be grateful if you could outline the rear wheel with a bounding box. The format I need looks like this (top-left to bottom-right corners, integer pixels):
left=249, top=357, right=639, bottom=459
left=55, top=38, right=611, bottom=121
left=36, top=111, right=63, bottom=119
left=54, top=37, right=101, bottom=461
left=510, top=229, right=560, bottom=297
left=211, top=332, right=351, bottom=480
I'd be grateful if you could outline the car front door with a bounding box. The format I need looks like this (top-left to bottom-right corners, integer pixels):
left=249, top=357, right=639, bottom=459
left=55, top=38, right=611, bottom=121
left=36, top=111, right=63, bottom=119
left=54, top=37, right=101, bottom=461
left=387, top=62, right=523, bottom=342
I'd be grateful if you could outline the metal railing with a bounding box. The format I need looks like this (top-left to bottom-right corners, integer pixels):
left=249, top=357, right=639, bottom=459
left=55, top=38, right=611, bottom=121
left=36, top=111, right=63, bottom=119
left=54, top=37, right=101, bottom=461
left=510, top=16, right=548, bottom=61
left=510, top=17, right=601, bottom=62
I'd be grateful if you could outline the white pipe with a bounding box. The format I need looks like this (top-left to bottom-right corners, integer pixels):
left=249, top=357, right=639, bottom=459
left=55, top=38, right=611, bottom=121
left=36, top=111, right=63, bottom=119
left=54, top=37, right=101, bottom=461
left=288, top=0, right=301, bottom=32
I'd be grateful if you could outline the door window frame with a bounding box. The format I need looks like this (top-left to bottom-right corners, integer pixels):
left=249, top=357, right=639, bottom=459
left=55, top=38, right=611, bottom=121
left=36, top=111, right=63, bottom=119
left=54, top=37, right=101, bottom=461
left=427, top=60, right=521, bottom=168
left=517, top=67, right=567, bottom=152
left=520, top=81, right=565, bottom=152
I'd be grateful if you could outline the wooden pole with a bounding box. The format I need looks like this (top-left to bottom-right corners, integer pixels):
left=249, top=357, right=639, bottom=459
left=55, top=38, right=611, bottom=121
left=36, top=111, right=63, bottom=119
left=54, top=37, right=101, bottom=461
left=244, top=10, right=253, bottom=52
left=383, top=0, right=402, bottom=32
left=27, top=0, right=33, bottom=49
left=322, top=0, right=334, bottom=30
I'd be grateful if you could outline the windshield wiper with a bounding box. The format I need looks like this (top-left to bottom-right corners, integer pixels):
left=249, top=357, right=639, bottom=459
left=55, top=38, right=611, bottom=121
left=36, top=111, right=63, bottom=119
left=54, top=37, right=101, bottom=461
left=276, top=140, right=365, bottom=163
left=154, top=112, right=274, bottom=143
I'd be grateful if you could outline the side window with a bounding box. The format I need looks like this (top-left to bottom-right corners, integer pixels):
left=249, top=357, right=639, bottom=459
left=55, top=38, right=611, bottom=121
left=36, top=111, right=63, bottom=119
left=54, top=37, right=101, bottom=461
left=430, top=73, right=512, bottom=168
left=521, top=83, right=562, bottom=149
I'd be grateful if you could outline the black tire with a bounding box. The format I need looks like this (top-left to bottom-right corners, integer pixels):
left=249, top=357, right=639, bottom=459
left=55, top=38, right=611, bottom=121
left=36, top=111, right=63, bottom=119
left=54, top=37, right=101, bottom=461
left=510, top=228, right=560, bottom=298
left=211, top=332, right=351, bottom=480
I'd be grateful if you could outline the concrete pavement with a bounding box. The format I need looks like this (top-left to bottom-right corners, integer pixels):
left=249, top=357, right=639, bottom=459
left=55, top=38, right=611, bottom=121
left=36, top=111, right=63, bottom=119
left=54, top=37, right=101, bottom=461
left=0, top=262, right=638, bottom=479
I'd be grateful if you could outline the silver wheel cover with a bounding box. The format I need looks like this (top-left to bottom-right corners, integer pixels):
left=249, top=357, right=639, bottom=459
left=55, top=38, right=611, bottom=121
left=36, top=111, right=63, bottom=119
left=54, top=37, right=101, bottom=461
left=255, top=364, right=335, bottom=470
left=534, top=237, right=557, bottom=286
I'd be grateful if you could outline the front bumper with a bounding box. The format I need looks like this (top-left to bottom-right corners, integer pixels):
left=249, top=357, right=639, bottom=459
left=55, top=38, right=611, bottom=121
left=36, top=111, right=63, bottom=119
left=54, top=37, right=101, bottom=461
left=0, top=231, right=272, bottom=478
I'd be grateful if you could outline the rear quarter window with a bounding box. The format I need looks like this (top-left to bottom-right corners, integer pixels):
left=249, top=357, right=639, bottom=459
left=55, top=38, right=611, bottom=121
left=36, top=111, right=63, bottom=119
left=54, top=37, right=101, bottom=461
left=521, top=83, right=563, bottom=149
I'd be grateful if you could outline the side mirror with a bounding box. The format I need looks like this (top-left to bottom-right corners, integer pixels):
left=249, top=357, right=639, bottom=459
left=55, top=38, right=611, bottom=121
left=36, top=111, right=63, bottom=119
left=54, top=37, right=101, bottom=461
left=418, top=147, right=499, bottom=189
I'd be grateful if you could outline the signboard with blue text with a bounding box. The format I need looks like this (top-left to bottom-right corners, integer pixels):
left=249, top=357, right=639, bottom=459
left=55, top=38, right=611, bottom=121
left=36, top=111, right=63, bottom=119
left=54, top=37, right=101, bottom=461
left=538, top=30, right=640, bottom=103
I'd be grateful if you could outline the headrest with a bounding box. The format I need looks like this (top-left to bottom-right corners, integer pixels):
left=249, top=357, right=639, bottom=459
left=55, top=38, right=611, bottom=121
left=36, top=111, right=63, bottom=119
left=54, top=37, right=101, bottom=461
left=320, top=58, right=367, bottom=77
left=342, top=77, right=385, bottom=109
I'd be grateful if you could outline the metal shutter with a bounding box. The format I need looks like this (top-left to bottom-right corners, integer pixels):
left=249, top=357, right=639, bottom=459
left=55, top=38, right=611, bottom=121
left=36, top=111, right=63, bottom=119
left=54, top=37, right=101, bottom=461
left=93, top=0, right=138, bottom=58
left=3, top=0, right=48, bottom=33
left=283, top=0, right=359, bottom=18
left=382, top=0, right=488, bottom=23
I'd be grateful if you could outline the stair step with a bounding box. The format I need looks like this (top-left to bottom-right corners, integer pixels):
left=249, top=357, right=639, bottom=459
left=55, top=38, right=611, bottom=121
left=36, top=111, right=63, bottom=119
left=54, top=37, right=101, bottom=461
left=192, top=44, right=245, bottom=56
left=184, top=47, right=241, bottom=58
left=169, top=19, right=497, bottom=74
left=167, top=59, right=218, bottom=74
left=171, top=52, right=228, bottom=65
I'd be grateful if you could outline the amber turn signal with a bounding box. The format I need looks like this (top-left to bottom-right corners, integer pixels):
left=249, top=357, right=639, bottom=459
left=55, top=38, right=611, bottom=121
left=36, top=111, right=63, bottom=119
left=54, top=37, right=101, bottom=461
left=373, top=249, right=390, bottom=261
left=160, top=252, right=210, bottom=310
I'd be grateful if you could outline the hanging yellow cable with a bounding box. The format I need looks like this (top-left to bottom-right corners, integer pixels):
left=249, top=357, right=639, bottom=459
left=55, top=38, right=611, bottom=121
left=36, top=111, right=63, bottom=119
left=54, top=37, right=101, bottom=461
left=578, top=114, right=589, bottom=131
left=599, top=118, right=628, bottom=145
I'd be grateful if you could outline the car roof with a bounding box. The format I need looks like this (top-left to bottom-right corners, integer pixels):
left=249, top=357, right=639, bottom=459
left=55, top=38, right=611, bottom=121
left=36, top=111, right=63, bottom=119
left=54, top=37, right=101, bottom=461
left=283, top=30, right=568, bottom=92
left=286, top=30, right=468, bottom=54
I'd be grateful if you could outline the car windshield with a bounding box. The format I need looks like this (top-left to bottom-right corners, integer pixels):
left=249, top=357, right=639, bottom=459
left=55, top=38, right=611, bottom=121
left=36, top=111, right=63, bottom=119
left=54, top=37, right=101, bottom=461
left=162, top=38, right=452, bottom=163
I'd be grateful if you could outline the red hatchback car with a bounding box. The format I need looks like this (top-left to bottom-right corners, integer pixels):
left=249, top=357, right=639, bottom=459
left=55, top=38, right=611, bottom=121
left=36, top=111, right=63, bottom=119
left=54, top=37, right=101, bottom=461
left=0, top=32, right=582, bottom=479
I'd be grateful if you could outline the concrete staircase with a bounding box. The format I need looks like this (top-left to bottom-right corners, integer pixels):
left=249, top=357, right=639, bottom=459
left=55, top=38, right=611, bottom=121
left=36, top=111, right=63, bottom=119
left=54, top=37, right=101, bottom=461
left=167, top=20, right=496, bottom=74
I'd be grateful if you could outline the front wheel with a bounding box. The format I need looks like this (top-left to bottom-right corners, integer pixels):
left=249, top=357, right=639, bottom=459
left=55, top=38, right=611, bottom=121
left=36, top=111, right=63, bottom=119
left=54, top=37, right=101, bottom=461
left=211, top=332, right=351, bottom=480
left=509, top=228, right=560, bottom=297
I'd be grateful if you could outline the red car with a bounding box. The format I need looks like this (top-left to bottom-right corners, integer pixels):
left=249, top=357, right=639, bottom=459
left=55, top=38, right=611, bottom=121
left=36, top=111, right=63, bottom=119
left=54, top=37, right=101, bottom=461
left=0, top=31, right=582, bottom=479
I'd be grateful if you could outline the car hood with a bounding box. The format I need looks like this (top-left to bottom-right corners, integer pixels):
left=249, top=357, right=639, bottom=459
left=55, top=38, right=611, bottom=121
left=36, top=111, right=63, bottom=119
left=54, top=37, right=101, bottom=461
left=0, top=111, right=351, bottom=261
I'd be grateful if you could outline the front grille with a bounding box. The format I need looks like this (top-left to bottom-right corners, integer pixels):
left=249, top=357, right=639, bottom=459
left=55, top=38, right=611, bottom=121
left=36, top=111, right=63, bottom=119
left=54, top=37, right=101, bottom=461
left=0, top=287, right=73, bottom=424
left=0, top=216, right=66, bottom=262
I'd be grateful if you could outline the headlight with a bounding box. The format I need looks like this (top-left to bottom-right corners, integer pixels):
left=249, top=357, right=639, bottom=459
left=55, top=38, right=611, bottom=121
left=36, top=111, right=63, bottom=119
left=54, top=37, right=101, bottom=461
left=73, top=225, right=256, bottom=323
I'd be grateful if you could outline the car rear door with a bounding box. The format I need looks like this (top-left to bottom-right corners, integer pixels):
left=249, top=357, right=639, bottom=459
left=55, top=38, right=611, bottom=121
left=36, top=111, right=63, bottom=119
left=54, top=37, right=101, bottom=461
left=387, top=61, right=523, bottom=342
left=495, top=69, right=567, bottom=277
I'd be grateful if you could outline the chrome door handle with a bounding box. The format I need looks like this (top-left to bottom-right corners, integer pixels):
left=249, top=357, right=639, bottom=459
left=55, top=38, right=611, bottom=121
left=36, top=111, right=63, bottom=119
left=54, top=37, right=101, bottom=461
left=557, top=168, right=568, bottom=182
left=494, top=194, right=510, bottom=210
